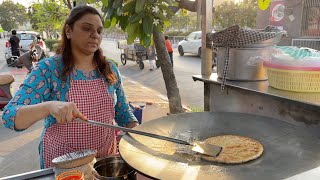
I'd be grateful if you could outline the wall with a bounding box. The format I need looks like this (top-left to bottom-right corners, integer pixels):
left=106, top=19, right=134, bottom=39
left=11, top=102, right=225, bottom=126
left=256, top=0, right=305, bottom=46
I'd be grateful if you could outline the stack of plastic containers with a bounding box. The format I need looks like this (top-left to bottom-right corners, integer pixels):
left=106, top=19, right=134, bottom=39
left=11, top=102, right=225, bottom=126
left=264, top=46, right=320, bottom=92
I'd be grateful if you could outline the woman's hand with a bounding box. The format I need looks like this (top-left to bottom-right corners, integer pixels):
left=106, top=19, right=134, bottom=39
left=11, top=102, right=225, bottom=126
left=126, top=121, right=139, bottom=129
left=47, top=101, right=87, bottom=123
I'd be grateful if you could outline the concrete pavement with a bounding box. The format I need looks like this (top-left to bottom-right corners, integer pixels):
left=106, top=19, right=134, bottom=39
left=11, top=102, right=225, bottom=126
left=0, top=38, right=170, bottom=177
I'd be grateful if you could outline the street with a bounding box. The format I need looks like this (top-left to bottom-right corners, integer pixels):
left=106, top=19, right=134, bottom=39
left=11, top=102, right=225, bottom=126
left=0, top=38, right=208, bottom=177
left=100, top=40, right=208, bottom=110
left=0, top=38, right=42, bottom=177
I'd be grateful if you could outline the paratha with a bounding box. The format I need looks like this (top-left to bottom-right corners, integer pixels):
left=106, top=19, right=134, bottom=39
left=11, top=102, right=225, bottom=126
left=202, top=135, right=263, bottom=164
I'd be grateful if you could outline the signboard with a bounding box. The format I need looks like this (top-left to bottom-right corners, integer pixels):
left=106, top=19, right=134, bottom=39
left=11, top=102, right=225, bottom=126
left=258, top=0, right=271, bottom=11
left=269, top=0, right=286, bottom=30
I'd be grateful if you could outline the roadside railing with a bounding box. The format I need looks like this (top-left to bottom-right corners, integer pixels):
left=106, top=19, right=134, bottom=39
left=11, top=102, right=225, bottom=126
left=291, top=38, right=320, bottom=51
left=104, top=34, right=186, bottom=48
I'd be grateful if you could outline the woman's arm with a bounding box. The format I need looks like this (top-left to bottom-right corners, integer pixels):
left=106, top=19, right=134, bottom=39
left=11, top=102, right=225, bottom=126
left=110, top=63, right=138, bottom=128
left=1, top=60, right=53, bottom=131
left=14, top=102, right=51, bottom=130
left=14, top=101, right=87, bottom=130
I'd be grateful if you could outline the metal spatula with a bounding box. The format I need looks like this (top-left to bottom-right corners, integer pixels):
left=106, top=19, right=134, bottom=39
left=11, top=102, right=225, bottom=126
left=75, top=118, right=222, bottom=157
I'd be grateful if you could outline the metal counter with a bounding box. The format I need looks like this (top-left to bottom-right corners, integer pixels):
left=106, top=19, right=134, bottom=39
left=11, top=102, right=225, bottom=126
left=1, top=168, right=55, bottom=180
left=193, top=73, right=320, bottom=106
left=1, top=168, right=151, bottom=180
left=193, top=73, right=320, bottom=137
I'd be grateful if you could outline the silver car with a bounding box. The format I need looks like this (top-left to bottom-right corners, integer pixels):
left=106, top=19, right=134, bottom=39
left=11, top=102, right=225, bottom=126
left=178, top=31, right=202, bottom=57
left=178, top=31, right=217, bottom=67
left=16, top=31, right=39, bottom=51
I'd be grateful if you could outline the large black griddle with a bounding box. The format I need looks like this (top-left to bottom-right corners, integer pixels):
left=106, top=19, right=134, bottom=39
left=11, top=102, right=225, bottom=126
left=119, top=112, right=320, bottom=180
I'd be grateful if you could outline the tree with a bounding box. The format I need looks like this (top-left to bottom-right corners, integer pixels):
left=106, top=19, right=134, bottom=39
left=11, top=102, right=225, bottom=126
left=62, top=0, right=73, bottom=9
left=213, top=0, right=257, bottom=31
left=82, top=0, right=198, bottom=114
left=100, top=0, right=185, bottom=114
left=165, top=12, right=197, bottom=32
left=0, top=0, right=28, bottom=31
left=29, top=0, right=70, bottom=39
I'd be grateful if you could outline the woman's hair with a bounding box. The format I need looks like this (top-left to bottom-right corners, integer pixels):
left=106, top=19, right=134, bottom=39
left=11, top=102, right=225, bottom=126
left=56, top=5, right=116, bottom=84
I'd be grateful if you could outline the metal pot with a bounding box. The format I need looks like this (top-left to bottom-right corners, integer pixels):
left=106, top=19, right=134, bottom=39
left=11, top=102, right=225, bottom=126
left=93, top=155, right=137, bottom=180
left=217, top=47, right=270, bottom=81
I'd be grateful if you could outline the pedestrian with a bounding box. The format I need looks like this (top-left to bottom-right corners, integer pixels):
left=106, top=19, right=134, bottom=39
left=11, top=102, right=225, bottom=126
left=9, top=30, right=20, bottom=57
left=147, top=46, right=155, bottom=71
left=165, top=35, right=173, bottom=67
left=1, top=5, right=138, bottom=169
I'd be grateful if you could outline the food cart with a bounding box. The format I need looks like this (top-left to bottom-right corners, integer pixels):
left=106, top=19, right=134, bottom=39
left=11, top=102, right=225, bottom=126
left=118, top=40, right=160, bottom=70
left=3, top=0, right=320, bottom=179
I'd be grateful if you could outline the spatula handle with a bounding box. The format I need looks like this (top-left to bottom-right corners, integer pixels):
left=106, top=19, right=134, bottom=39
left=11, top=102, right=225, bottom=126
left=75, top=119, right=191, bottom=146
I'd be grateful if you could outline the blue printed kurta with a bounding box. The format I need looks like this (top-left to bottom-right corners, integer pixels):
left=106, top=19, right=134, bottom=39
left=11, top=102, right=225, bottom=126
left=1, top=55, right=137, bottom=168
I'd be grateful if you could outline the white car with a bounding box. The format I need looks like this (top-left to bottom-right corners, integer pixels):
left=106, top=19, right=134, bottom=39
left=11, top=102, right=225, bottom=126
left=178, top=31, right=217, bottom=57
left=17, top=31, right=39, bottom=51
left=178, top=31, right=203, bottom=57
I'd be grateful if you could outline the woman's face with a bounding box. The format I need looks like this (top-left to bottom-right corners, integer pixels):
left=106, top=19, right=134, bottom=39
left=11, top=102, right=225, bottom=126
left=67, top=13, right=103, bottom=55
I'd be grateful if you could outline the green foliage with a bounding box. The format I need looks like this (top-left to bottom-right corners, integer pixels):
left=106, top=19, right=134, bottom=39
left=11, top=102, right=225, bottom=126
left=29, top=0, right=70, bottom=38
left=166, top=30, right=192, bottom=36
left=165, top=12, right=197, bottom=33
left=44, top=39, right=60, bottom=51
left=188, top=106, right=204, bottom=112
left=0, top=0, right=28, bottom=31
left=98, top=0, right=178, bottom=47
left=213, top=0, right=257, bottom=31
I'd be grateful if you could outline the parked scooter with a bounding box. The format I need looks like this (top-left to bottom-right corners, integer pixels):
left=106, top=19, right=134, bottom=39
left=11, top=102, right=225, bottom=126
left=0, top=74, right=14, bottom=111
left=8, top=44, right=49, bottom=73
left=5, top=47, right=22, bottom=68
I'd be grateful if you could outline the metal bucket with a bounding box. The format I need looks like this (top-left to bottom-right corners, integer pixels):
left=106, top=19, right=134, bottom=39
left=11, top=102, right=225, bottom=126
left=217, top=47, right=270, bottom=81
left=93, top=155, right=137, bottom=180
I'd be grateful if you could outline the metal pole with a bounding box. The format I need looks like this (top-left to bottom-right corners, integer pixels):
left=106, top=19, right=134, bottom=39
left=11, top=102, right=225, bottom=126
left=201, top=0, right=213, bottom=111
left=201, top=0, right=212, bottom=76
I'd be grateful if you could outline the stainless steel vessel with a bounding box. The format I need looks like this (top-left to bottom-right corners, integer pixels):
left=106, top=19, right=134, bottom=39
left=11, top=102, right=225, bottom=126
left=217, top=47, right=270, bottom=81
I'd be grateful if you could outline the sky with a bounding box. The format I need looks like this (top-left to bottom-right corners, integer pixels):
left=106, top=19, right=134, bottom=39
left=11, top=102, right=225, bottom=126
left=0, top=0, right=38, bottom=7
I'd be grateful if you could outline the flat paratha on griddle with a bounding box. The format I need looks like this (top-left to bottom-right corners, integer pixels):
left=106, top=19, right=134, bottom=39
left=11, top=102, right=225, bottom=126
left=202, top=135, right=263, bottom=164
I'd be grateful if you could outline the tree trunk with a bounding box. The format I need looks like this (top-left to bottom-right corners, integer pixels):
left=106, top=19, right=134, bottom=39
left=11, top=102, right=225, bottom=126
left=63, top=0, right=72, bottom=9
left=153, top=28, right=184, bottom=114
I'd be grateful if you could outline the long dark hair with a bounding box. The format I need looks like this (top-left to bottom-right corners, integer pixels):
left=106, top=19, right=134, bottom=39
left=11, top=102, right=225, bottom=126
left=56, top=5, right=116, bottom=84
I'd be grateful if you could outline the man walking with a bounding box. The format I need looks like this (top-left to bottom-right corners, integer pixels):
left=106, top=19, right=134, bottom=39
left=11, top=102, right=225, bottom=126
left=9, top=30, right=20, bottom=57
left=165, top=35, right=173, bottom=67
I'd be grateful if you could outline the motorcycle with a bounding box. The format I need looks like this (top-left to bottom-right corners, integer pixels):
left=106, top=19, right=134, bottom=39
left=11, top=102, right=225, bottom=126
left=7, top=44, right=49, bottom=73
left=0, top=74, right=14, bottom=111
left=5, top=47, right=22, bottom=68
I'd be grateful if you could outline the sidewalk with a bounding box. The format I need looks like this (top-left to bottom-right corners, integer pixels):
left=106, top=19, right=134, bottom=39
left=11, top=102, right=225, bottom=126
left=122, top=76, right=170, bottom=123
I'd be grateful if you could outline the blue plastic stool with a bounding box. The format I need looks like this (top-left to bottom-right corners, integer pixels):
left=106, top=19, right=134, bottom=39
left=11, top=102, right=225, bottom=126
left=129, top=102, right=145, bottom=124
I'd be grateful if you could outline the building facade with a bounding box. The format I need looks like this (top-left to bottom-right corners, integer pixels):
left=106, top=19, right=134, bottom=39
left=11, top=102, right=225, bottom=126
left=256, top=0, right=320, bottom=49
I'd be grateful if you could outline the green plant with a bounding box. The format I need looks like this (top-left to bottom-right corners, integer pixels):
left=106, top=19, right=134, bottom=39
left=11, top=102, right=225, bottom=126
left=188, top=106, right=204, bottom=112
left=44, top=39, right=60, bottom=51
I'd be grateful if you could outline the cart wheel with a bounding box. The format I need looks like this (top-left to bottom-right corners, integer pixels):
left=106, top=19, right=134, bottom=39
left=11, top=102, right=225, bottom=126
left=139, top=61, right=144, bottom=69
left=121, top=54, right=126, bottom=65
left=156, top=60, right=161, bottom=68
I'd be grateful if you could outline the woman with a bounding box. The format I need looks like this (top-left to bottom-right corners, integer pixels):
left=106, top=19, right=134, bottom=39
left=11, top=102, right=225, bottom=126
left=1, top=5, right=138, bottom=168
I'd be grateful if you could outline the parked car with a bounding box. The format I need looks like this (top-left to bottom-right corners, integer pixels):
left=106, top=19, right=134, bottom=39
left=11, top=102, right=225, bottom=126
left=17, top=31, right=39, bottom=51
left=178, top=31, right=217, bottom=67
left=178, top=31, right=216, bottom=57
left=5, top=31, right=41, bottom=51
